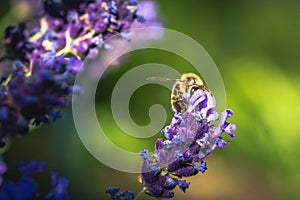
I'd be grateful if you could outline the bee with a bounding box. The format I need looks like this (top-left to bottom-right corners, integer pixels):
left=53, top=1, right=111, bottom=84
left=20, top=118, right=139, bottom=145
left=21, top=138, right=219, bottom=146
left=147, top=73, right=210, bottom=113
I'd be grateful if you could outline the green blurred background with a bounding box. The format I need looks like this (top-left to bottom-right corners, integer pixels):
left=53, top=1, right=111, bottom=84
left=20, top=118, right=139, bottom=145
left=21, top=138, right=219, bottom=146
left=1, top=0, right=300, bottom=199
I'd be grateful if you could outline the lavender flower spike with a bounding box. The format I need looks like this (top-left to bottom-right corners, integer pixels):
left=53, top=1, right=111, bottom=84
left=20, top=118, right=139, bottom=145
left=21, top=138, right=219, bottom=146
left=140, top=89, right=236, bottom=198
left=0, top=159, right=70, bottom=200
left=106, top=187, right=134, bottom=200
left=0, top=0, right=150, bottom=146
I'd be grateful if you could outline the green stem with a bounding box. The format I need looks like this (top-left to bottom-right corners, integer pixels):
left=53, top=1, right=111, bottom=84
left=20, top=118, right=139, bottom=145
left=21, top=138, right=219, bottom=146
left=134, top=187, right=147, bottom=200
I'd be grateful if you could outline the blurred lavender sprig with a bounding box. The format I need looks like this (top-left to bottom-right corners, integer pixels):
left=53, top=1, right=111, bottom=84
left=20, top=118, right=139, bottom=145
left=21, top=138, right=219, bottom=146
left=106, top=187, right=134, bottom=200
left=4, top=0, right=145, bottom=62
left=89, top=0, right=162, bottom=77
left=0, top=158, right=70, bottom=200
left=0, top=0, right=154, bottom=147
left=107, top=89, right=236, bottom=199
left=137, top=89, right=236, bottom=198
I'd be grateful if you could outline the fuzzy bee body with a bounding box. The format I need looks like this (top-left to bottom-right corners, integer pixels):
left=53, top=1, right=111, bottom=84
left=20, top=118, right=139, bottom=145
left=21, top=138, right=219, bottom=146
left=147, top=73, right=210, bottom=113
left=171, top=73, right=209, bottom=113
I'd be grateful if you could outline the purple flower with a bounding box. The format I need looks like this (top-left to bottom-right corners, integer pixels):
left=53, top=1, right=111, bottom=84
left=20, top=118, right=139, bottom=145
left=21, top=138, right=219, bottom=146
left=0, top=159, right=70, bottom=200
left=106, top=187, right=121, bottom=200
left=4, top=0, right=154, bottom=64
left=0, top=160, right=44, bottom=199
left=1, top=0, right=150, bottom=147
left=106, top=187, right=134, bottom=200
left=120, top=190, right=134, bottom=200
left=88, top=0, right=163, bottom=77
left=177, top=180, right=190, bottom=193
left=0, top=55, right=82, bottom=141
left=17, top=160, right=46, bottom=177
left=216, top=137, right=229, bottom=149
left=2, top=177, right=37, bottom=200
left=132, top=0, right=162, bottom=29
left=140, top=89, right=236, bottom=198
left=48, top=171, right=70, bottom=200
left=194, top=161, right=207, bottom=173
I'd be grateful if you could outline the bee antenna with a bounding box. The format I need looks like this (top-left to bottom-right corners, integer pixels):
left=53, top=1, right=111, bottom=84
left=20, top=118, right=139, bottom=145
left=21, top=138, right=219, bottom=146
left=146, top=77, right=180, bottom=82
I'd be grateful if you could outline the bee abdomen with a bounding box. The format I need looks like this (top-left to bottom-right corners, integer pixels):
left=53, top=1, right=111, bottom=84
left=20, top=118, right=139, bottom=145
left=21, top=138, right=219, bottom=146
left=171, top=96, right=188, bottom=113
